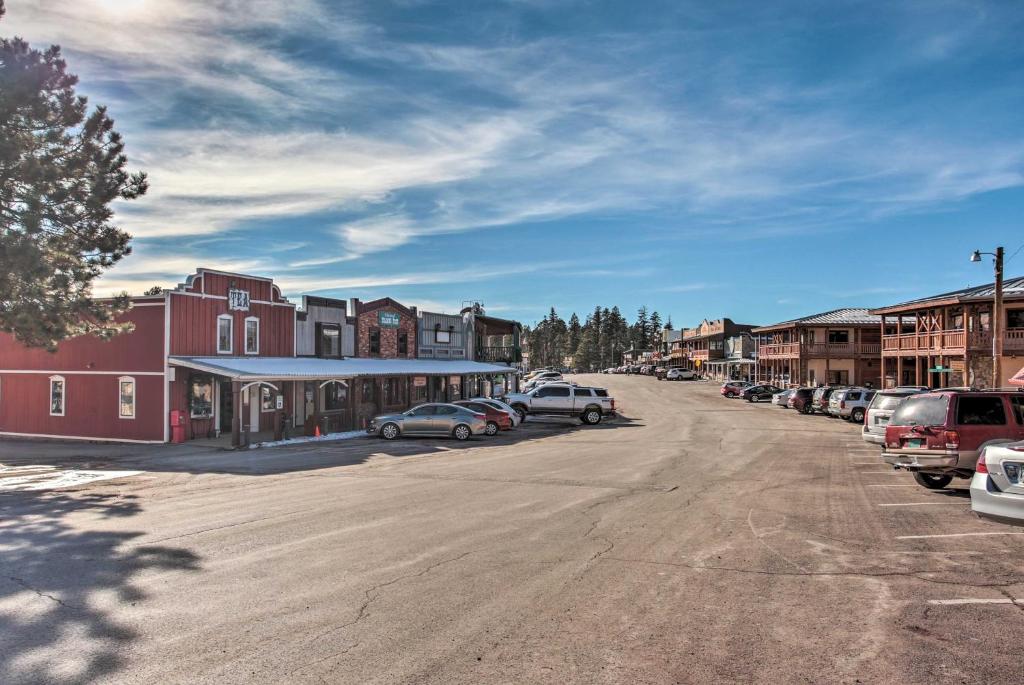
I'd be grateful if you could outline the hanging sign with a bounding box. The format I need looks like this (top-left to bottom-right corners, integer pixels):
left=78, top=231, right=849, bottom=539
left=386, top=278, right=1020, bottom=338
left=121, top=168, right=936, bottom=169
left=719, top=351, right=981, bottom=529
left=228, top=288, right=250, bottom=311
left=378, top=311, right=401, bottom=328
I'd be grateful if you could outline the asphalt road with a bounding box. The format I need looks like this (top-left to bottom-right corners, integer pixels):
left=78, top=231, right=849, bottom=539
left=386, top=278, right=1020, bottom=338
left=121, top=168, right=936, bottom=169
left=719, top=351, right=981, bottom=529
left=2, top=375, right=1023, bottom=684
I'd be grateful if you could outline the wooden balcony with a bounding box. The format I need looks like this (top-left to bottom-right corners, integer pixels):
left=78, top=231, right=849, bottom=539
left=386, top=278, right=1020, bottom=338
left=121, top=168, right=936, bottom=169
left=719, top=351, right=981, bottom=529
left=880, top=329, right=1024, bottom=354
left=477, top=346, right=522, bottom=363
left=759, top=342, right=881, bottom=359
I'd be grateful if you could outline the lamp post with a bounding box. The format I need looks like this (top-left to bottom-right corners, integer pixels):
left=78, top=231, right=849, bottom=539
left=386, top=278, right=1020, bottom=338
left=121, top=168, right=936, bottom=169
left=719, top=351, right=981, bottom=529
left=971, top=246, right=1004, bottom=388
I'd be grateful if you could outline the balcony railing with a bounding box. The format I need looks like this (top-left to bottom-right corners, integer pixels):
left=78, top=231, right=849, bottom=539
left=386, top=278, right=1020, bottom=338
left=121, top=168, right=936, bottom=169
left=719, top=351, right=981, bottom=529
left=478, top=346, right=521, bottom=363
left=759, top=342, right=881, bottom=359
left=880, top=329, right=1024, bottom=353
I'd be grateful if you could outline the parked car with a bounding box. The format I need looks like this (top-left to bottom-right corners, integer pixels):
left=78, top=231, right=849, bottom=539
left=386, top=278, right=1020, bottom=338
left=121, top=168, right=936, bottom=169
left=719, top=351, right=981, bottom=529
left=655, top=367, right=668, bottom=380
left=452, top=400, right=512, bottom=435
left=789, top=388, right=816, bottom=413
left=505, top=384, right=615, bottom=424
left=810, top=386, right=845, bottom=415
left=882, top=390, right=1024, bottom=489
left=827, top=387, right=876, bottom=422
left=368, top=403, right=488, bottom=441
left=861, top=388, right=928, bottom=446
left=772, top=388, right=795, bottom=407
left=971, top=440, right=1024, bottom=526
left=470, top=397, right=523, bottom=427
left=526, top=371, right=563, bottom=384
left=721, top=381, right=753, bottom=398
left=742, top=384, right=783, bottom=402
left=667, top=368, right=696, bottom=381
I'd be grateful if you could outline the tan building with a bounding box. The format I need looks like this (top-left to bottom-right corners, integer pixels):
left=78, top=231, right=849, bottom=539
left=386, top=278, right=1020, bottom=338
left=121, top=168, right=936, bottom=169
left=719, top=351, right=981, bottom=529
left=754, top=308, right=882, bottom=387
left=869, top=276, right=1024, bottom=389
left=675, top=318, right=758, bottom=374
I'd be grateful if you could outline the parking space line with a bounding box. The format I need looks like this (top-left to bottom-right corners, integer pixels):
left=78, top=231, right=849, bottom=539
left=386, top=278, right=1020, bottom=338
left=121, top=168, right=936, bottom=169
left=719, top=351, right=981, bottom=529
left=867, top=484, right=919, bottom=487
left=896, top=532, right=1024, bottom=539
left=877, top=502, right=969, bottom=507
left=928, top=598, right=1023, bottom=605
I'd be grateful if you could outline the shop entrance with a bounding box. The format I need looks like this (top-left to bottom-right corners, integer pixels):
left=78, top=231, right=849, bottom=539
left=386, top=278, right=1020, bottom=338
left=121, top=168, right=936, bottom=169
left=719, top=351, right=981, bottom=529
left=219, top=381, right=233, bottom=434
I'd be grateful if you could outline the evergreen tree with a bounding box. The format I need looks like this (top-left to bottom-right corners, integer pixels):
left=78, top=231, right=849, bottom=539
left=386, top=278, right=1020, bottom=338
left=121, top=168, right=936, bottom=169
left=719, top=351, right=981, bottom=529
left=1, top=2, right=148, bottom=349
left=633, top=305, right=650, bottom=349
left=649, top=311, right=662, bottom=347
left=665, top=316, right=674, bottom=330
left=567, top=312, right=581, bottom=357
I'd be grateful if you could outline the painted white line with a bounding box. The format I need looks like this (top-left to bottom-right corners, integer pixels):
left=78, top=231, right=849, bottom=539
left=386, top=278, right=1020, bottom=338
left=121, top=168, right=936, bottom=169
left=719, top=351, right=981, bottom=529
left=867, top=484, right=920, bottom=487
left=897, top=532, right=1024, bottom=540
left=878, top=502, right=969, bottom=507
left=928, top=598, right=1023, bottom=605
left=859, top=471, right=901, bottom=474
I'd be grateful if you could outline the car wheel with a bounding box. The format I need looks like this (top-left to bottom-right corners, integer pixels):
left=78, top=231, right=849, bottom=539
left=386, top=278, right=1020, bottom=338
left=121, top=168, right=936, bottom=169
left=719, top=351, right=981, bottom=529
left=582, top=408, right=602, bottom=425
left=514, top=405, right=527, bottom=420
left=746, top=396, right=753, bottom=402
left=381, top=423, right=400, bottom=440
left=452, top=424, right=471, bottom=441
left=913, top=472, right=953, bottom=490
left=851, top=408, right=865, bottom=423
left=485, top=421, right=499, bottom=436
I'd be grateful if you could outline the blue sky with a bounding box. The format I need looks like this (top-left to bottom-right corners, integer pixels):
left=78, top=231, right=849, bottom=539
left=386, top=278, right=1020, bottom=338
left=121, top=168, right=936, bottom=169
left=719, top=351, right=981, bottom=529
left=6, top=0, right=1024, bottom=327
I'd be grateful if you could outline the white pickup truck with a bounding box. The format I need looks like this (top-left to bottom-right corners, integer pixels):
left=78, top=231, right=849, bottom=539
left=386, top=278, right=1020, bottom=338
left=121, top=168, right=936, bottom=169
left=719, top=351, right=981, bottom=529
left=505, top=384, right=615, bottom=424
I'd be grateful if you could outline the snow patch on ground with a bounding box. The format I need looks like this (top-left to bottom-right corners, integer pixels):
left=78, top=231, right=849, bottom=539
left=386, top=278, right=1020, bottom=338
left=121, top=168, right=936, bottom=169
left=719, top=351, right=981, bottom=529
left=252, top=430, right=368, bottom=449
left=0, top=469, right=144, bottom=492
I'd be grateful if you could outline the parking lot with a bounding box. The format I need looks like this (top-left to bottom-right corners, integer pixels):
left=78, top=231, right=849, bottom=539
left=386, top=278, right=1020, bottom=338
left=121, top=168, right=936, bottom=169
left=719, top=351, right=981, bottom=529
left=2, top=374, right=1023, bottom=684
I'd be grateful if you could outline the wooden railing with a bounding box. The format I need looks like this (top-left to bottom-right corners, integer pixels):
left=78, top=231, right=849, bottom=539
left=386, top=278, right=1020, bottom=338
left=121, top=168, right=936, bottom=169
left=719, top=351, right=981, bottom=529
left=880, top=329, right=1024, bottom=353
left=478, top=346, right=521, bottom=363
left=759, top=342, right=880, bottom=358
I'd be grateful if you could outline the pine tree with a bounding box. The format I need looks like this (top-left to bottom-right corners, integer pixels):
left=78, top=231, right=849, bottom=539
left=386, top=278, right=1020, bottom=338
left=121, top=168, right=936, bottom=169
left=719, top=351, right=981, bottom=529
left=665, top=316, right=674, bottom=331
left=567, top=312, right=581, bottom=357
left=633, top=306, right=650, bottom=350
left=1, top=3, right=148, bottom=349
left=649, top=311, right=662, bottom=344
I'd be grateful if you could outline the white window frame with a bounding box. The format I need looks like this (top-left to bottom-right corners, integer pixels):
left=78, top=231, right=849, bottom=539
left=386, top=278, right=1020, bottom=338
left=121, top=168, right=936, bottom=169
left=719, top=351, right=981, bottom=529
left=49, top=375, right=66, bottom=417
left=118, top=376, right=136, bottom=419
left=244, top=316, right=260, bottom=355
left=217, top=314, right=233, bottom=354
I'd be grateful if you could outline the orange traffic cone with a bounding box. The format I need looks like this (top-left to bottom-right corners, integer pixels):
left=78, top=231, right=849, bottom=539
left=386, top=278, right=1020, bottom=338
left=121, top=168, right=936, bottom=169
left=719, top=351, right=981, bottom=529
left=314, top=425, right=321, bottom=437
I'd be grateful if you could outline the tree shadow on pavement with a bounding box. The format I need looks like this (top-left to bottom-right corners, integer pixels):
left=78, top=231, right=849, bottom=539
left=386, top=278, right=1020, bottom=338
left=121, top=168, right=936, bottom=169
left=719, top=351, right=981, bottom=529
left=0, top=492, right=201, bottom=685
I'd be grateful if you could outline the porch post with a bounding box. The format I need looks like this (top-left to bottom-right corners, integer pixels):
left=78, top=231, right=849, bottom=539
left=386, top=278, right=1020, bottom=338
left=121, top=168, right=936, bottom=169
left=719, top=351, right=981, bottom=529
left=273, top=385, right=283, bottom=441
left=231, top=380, right=241, bottom=448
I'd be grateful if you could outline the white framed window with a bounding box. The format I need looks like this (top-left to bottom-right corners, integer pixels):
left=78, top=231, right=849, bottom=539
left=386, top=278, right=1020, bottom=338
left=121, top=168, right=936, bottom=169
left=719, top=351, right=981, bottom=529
left=244, top=317, right=259, bottom=355
left=217, top=314, right=233, bottom=354
left=118, top=376, right=136, bottom=419
left=49, top=375, right=65, bottom=416
left=261, top=386, right=275, bottom=412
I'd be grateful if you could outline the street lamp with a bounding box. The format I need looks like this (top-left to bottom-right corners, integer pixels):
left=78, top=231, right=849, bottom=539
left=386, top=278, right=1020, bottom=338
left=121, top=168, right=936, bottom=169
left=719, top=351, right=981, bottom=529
left=971, top=246, right=1004, bottom=388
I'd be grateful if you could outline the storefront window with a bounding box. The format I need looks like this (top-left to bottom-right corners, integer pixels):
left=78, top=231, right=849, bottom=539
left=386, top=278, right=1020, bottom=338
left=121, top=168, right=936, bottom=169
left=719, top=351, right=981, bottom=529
left=320, top=325, right=340, bottom=358
left=261, top=386, right=274, bottom=412
left=383, top=377, right=406, bottom=406
left=189, top=376, right=214, bottom=418
left=448, top=376, right=461, bottom=401
left=324, top=382, right=347, bottom=411
left=361, top=378, right=375, bottom=403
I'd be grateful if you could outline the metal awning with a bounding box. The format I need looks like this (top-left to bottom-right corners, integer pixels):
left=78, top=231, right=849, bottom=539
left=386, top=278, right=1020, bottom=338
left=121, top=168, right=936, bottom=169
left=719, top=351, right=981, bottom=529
left=703, top=358, right=757, bottom=365
left=169, top=356, right=518, bottom=380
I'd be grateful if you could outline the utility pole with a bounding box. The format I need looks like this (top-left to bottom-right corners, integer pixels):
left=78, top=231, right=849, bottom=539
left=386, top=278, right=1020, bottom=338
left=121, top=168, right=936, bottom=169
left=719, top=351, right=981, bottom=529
left=993, top=246, right=1004, bottom=388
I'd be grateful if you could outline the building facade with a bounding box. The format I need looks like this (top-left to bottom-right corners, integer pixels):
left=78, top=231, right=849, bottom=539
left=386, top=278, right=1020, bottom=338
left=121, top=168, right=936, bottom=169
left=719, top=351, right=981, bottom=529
left=754, top=308, right=882, bottom=388
left=869, top=276, right=1024, bottom=389
left=676, top=318, right=758, bottom=375
left=417, top=310, right=470, bottom=361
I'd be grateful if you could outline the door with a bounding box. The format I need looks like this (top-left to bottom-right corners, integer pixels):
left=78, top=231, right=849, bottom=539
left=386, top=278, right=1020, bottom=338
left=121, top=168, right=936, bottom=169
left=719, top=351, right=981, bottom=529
left=219, top=381, right=233, bottom=434
left=403, top=404, right=436, bottom=434
left=430, top=405, right=459, bottom=435
left=533, top=385, right=570, bottom=412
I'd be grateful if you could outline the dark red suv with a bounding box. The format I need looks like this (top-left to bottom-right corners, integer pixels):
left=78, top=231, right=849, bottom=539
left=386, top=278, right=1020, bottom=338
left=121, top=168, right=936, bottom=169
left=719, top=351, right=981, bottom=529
left=882, top=390, right=1024, bottom=489
left=789, top=388, right=816, bottom=414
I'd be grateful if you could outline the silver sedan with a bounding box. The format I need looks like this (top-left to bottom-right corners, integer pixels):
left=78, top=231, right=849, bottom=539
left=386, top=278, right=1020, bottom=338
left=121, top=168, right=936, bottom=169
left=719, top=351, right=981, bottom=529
left=971, top=441, right=1024, bottom=526
left=368, top=403, right=488, bottom=441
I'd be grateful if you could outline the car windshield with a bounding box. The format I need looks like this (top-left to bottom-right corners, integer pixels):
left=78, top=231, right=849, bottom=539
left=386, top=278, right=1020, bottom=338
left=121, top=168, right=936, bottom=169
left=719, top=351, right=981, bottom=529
left=871, top=394, right=907, bottom=411
left=889, top=394, right=950, bottom=426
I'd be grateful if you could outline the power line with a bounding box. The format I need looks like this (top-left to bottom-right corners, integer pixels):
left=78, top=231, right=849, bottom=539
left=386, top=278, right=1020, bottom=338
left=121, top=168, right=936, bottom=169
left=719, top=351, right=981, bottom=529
left=1007, top=241, right=1024, bottom=265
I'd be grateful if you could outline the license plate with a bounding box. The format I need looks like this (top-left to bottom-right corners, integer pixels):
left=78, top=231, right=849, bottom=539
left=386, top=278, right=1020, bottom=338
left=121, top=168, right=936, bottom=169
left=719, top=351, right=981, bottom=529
left=906, top=438, right=924, bottom=448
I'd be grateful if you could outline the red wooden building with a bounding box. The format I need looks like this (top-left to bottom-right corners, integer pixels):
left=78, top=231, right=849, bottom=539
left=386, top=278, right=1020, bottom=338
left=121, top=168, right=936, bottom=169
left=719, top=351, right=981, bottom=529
left=0, top=268, right=294, bottom=443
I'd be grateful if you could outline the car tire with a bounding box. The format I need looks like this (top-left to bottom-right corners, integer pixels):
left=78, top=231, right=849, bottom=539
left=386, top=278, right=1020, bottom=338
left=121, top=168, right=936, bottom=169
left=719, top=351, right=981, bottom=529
left=485, top=421, right=499, bottom=436
left=581, top=408, right=602, bottom=425
left=851, top=408, right=865, bottom=423
left=746, top=396, right=754, bottom=402
left=381, top=423, right=400, bottom=440
left=452, top=424, right=471, bottom=441
left=913, top=472, right=953, bottom=490
left=513, top=405, right=527, bottom=420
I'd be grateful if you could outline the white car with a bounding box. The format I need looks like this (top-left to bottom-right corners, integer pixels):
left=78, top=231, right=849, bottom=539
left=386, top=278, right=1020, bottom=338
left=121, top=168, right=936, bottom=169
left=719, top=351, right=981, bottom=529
left=666, top=368, right=696, bottom=381
left=971, top=441, right=1024, bottom=526
left=471, top=397, right=523, bottom=427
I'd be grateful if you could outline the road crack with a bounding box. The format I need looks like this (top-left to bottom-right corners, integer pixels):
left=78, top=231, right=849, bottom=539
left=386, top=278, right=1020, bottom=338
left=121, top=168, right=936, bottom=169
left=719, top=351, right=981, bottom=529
left=4, top=575, right=79, bottom=611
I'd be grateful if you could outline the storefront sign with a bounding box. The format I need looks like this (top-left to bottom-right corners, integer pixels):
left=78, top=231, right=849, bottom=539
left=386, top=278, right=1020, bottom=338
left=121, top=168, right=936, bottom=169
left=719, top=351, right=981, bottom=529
left=228, top=288, right=250, bottom=311
left=378, top=311, right=401, bottom=327
left=276, top=395, right=284, bottom=410
left=413, top=376, right=426, bottom=386
left=449, top=376, right=461, bottom=384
